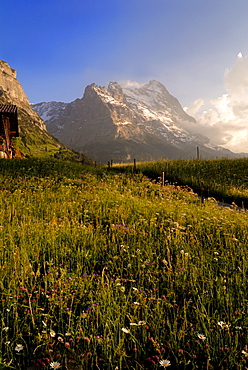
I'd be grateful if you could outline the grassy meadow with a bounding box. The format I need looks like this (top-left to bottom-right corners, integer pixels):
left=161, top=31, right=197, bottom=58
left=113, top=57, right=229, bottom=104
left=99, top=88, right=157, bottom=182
left=113, top=158, right=248, bottom=207
left=0, top=158, right=247, bottom=369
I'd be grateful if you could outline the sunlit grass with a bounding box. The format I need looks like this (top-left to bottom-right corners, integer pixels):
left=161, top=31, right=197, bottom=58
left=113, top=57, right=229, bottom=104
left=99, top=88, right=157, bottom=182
left=113, top=158, right=248, bottom=206
left=0, top=158, right=247, bottom=369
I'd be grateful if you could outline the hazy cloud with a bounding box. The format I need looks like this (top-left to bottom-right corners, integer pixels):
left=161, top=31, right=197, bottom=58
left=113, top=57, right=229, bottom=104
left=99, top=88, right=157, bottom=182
left=184, top=53, right=248, bottom=153
left=118, top=80, right=143, bottom=89
left=184, top=98, right=204, bottom=117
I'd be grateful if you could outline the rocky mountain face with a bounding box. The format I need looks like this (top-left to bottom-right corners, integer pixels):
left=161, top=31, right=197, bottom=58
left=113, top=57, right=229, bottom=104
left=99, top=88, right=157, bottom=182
left=0, top=60, right=63, bottom=157
left=0, top=60, right=46, bottom=130
left=33, top=80, right=237, bottom=163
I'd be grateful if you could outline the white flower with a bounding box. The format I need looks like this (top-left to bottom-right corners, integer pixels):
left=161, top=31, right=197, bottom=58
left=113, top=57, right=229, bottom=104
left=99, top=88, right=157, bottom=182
left=15, top=344, right=23, bottom=352
left=2, top=327, right=9, bottom=331
left=242, top=350, right=248, bottom=357
left=57, top=336, right=63, bottom=342
left=50, top=330, right=56, bottom=337
left=197, top=333, right=206, bottom=340
left=218, top=321, right=225, bottom=328
left=50, top=362, right=61, bottom=369
left=121, top=327, right=130, bottom=334
left=130, top=320, right=146, bottom=326
left=218, top=321, right=230, bottom=329
left=159, top=359, right=171, bottom=367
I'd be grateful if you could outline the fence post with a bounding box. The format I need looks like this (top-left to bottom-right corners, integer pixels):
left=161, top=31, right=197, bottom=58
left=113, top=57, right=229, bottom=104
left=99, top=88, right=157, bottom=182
left=133, top=158, right=136, bottom=172
left=197, top=146, right=200, bottom=160
left=200, top=181, right=204, bottom=204
left=161, top=171, right=165, bottom=187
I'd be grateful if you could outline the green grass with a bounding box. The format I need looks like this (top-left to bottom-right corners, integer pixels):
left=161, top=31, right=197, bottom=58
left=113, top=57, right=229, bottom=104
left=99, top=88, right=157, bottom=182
left=113, top=158, right=248, bottom=207
left=0, top=158, right=247, bottom=369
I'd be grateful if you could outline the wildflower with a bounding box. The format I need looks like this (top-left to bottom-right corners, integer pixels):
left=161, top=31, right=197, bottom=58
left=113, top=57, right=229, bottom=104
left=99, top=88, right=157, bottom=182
left=65, top=332, right=71, bottom=336
left=2, top=327, right=9, bottom=331
left=50, top=362, right=61, bottom=369
left=121, top=328, right=130, bottom=334
left=50, top=330, right=56, bottom=337
left=57, top=336, right=63, bottom=342
left=242, top=350, right=248, bottom=357
left=197, top=333, right=206, bottom=340
left=218, top=321, right=230, bottom=329
left=159, top=359, right=171, bottom=367
left=15, top=344, right=24, bottom=352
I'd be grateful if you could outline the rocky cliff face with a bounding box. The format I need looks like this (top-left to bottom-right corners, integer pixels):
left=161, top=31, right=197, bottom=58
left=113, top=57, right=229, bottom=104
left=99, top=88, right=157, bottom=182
left=33, top=80, right=237, bottom=162
left=0, top=60, right=64, bottom=157
left=0, top=60, right=46, bottom=131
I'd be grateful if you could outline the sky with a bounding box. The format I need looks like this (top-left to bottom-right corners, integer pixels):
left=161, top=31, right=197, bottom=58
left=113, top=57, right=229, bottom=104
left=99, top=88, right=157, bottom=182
left=1, top=0, right=248, bottom=153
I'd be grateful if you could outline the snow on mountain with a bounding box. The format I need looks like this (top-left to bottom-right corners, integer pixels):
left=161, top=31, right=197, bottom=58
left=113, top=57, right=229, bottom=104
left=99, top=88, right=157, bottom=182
left=31, top=101, right=68, bottom=123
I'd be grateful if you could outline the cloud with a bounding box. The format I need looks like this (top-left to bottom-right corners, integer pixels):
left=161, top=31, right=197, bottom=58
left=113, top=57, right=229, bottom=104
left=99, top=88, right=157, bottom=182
left=184, top=98, right=204, bottom=117
left=224, top=52, right=248, bottom=96
left=184, top=53, right=248, bottom=153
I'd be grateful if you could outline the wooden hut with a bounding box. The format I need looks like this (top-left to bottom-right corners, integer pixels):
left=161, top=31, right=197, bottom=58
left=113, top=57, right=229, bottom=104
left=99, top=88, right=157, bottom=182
left=0, top=105, right=19, bottom=158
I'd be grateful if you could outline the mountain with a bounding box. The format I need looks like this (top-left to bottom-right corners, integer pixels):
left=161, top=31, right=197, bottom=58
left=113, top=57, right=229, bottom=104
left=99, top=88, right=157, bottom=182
left=32, top=80, right=239, bottom=163
left=0, top=60, right=92, bottom=163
